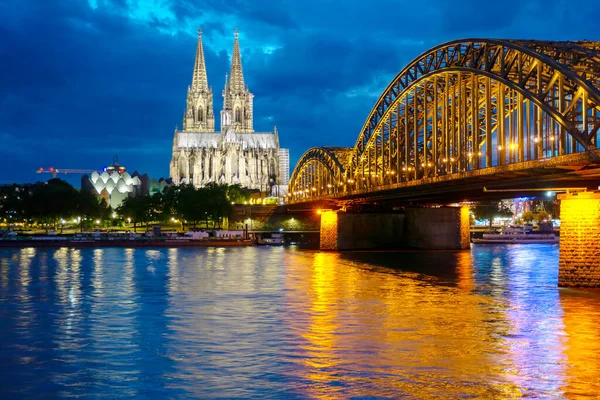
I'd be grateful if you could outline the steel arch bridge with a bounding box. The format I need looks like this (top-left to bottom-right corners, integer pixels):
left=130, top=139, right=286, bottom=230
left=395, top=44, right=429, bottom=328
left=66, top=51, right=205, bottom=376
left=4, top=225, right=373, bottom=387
left=289, top=38, right=600, bottom=203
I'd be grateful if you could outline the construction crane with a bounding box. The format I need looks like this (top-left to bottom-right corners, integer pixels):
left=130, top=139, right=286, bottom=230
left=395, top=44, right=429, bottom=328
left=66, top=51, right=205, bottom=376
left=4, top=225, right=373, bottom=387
left=36, top=167, right=98, bottom=178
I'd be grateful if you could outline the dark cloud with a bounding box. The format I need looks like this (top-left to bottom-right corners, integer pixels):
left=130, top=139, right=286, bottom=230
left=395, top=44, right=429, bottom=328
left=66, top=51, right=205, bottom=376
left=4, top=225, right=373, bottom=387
left=0, top=0, right=599, bottom=185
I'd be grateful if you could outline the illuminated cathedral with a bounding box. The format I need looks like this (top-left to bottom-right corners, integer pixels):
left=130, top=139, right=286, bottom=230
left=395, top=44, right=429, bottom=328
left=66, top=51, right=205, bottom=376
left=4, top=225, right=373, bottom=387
left=170, top=29, right=287, bottom=192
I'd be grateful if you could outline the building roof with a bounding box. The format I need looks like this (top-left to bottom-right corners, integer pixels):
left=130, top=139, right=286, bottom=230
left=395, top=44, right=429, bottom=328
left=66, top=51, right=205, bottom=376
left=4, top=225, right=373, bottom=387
left=177, top=130, right=278, bottom=150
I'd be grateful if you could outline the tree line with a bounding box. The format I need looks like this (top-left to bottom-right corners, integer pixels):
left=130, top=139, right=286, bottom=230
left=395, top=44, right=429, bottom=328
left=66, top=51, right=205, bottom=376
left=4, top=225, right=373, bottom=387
left=118, top=182, right=251, bottom=231
left=472, top=200, right=558, bottom=228
left=0, top=179, right=108, bottom=232
left=1, top=179, right=252, bottom=232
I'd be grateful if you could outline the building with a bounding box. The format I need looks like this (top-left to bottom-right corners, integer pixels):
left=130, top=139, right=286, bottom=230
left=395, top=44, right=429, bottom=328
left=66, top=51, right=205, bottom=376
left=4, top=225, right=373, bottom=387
left=169, top=29, right=288, bottom=193
left=81, top=161, right=172, bottom=209
left=278, top=148, right=290, bottom=184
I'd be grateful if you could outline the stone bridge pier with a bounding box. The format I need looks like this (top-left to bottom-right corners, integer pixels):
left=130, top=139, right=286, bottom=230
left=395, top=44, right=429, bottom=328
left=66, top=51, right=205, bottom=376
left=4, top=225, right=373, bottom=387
left=320, top=206, right=470, bottom=251
left=558, top=191, right=600, bottom=288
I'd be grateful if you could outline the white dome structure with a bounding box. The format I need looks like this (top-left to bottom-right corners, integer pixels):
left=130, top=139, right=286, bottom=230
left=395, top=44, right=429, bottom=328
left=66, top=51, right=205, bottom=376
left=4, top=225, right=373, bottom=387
left=81, top=160, right=172, bottom=209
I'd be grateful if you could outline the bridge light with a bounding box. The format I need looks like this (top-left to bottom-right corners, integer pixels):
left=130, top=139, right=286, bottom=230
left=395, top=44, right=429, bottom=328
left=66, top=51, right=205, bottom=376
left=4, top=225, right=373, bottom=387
left=311, top=187, right=316, bottom=191
left=533, top=137, right=540, bottom=143
left=450, top=157, right=455, bottom=162
left=427, top=163, right=431, bottom=167
left=420, top=163, right=425, bottom=167
left=498, top=145, right=503, bottom=150
left=402, top=167, right=406, bottom=171
left=478, top=151, right=482, bottom=156
left=550, top=136, right=555, bottom=141
left=442, top=158, right=447, bottom=162
left=467, top=152, right=473, bottom=158
left=327, top=184, right=332, bottom=188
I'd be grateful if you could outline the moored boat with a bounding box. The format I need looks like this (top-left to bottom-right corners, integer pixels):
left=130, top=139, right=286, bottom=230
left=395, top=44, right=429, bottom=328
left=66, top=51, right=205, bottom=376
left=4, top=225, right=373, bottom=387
left=472, top=226, right=559, bottom=244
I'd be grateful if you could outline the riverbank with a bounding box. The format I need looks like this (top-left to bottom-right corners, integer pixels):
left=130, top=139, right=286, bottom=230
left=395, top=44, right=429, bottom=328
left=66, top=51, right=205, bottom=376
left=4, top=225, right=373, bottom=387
left=0, top=238, right=254, bottom=248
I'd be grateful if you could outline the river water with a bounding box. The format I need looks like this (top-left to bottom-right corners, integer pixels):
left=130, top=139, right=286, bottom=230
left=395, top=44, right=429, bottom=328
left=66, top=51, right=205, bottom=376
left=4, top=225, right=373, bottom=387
left=1, top=245, right=599, bottom=399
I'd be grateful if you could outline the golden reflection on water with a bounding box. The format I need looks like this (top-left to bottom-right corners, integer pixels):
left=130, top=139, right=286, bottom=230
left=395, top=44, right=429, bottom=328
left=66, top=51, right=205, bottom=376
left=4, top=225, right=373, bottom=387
left=287, top=251, right=525, bottom=399
left=560, top=291, right=600, bottom=397
left=2, top=246, right=600, bottom=398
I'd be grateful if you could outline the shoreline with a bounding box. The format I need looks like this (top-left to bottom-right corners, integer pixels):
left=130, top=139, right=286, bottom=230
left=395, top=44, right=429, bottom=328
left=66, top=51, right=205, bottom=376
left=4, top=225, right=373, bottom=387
left=0, top=239, right=255, bottom=248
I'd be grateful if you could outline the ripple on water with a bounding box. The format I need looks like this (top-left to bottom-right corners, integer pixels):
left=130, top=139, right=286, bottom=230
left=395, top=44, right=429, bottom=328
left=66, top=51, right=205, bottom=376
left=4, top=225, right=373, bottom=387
left=0, top=245, right=599, bottom=398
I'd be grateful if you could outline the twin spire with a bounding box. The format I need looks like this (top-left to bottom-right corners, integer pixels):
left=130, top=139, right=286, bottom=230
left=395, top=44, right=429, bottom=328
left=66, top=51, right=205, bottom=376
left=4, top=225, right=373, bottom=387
left=190, top=27, right=246, bottom=96
left=185, top=28, right=253, bottom=133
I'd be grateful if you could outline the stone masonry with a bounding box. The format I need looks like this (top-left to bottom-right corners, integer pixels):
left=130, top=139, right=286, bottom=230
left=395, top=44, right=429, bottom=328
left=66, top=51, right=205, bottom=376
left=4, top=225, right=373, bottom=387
left=558, top=191, right=600, bottom=288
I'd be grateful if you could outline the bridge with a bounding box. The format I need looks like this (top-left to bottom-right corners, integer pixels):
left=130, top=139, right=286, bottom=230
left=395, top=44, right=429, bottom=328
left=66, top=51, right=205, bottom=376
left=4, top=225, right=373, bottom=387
left=288, top=39, right=600, bottom=288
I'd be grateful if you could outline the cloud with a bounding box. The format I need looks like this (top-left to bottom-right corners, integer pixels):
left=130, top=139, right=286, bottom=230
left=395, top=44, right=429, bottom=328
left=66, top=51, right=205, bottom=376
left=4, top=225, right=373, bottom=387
left=0, top=0, right=598, bottom=184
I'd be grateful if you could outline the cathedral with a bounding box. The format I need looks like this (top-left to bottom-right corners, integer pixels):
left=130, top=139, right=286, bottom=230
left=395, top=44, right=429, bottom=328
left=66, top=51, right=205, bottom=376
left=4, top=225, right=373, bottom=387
left=170, top=29, right=287, bottom=193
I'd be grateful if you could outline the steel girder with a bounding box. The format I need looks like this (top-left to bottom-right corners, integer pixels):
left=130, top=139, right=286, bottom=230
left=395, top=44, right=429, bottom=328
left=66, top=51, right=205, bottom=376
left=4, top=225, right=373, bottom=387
left=289, top=147, right=351, bottom=200
left=351, top=39, right=600, bottom=170
left=289, top=38, right=600, bottom=203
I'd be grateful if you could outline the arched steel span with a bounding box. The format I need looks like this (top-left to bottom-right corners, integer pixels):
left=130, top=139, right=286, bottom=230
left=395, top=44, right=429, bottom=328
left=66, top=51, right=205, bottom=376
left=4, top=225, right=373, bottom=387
left=290, top=38, right=600, bottom=202
left=289, top=147, right=351, bottom=197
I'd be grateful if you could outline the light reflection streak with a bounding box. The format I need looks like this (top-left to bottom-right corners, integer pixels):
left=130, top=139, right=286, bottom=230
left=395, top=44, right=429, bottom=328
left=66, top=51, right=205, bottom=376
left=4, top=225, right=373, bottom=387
left=559, top=290, right=600, bottom=397
left=92, top=249, right=104, bottom=297
left=285, top=249, right=524, bottom=398
left=0, top=245, right=599, bottom=398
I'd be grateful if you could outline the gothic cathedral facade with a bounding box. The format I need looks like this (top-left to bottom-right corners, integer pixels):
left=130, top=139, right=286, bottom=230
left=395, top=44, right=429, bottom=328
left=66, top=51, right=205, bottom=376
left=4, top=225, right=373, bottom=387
left=170, top=29, right=287, bottom=192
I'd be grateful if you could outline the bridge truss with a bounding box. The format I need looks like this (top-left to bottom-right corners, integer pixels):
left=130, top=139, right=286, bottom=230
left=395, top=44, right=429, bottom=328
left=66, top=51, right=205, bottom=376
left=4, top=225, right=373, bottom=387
left=289, top=39, right=600, bottom=202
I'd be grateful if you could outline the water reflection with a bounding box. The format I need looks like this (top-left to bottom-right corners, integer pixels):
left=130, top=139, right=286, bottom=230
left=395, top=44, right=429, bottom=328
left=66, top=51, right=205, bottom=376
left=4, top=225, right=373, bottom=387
left=0, top=245, right=599, bottom=398
left=560, top=290, right=600, bottom=397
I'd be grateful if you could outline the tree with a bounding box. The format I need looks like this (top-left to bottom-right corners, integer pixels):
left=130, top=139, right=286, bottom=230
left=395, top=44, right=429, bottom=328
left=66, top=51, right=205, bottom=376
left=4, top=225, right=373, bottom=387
left=534, top=210, right=551, bottom=223
left=27, top=179, right=79, bottom=232
left=76, top=190, right=109, bottom=231
left=226, top=184, right=251, bottom=204
left=473, top=203, right=513, bottom=228
left=521, top=210, right=534, bottom=223
left=117, top=196, right=155, bottom=232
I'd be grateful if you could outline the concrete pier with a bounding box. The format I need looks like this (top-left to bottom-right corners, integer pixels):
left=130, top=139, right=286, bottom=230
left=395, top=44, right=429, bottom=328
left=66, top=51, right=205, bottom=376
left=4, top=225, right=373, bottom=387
left=558, top=191, right=600, bottom=288
left=320, top=206, right=470, bottom=251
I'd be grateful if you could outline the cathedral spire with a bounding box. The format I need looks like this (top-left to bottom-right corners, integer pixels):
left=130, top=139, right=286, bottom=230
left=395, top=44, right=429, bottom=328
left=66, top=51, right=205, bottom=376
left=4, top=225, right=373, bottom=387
left=221, top=29, right=253, bottom=133
left=183, top=27, right=215, bottom=132
left=191, top=27, right=208, bottom=92
left=228, top=28, right=245, bottom=93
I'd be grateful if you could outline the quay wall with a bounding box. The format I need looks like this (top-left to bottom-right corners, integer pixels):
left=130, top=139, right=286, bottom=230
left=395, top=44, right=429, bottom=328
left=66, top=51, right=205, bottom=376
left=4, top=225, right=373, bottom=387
left=558, top=191, right=600, bottom=288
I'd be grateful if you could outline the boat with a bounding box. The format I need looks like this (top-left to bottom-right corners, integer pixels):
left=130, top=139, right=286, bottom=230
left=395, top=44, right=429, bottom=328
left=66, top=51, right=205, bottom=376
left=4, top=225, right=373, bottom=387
left=472, top=226, right=559, bottom=244
left=0, top=233, right=254, bottom=248
left=258, top=232, right=285, bottom=245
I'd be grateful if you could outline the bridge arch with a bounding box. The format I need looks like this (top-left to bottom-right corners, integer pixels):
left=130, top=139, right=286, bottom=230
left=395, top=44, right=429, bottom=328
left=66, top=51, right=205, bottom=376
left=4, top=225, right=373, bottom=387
left=290, top=38, right=600, bottom=202
left=289, top=147, right=351, bottom=200
left=348, top=39, right=600, bottom=184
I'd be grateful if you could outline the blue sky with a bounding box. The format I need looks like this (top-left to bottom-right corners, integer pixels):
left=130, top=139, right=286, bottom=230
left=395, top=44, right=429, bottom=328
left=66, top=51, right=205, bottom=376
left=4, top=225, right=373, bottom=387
left=1, top=0, right=599, bottom=184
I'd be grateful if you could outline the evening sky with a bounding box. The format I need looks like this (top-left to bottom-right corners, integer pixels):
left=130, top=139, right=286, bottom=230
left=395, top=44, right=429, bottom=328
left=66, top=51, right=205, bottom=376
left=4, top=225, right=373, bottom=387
left=1, top=0, right=599, bottom=184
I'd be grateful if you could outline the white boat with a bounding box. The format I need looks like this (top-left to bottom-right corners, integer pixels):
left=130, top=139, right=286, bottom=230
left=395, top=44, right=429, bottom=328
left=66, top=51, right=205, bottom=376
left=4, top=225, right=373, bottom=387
left=259, top=233, right=285, bottom=245
left=472, top=226, right=559, bottom=244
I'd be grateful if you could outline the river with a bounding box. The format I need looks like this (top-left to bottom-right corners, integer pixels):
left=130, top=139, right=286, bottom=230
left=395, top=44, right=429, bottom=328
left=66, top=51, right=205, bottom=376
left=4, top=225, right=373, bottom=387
left=1, top=245, right=599, bottom=398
